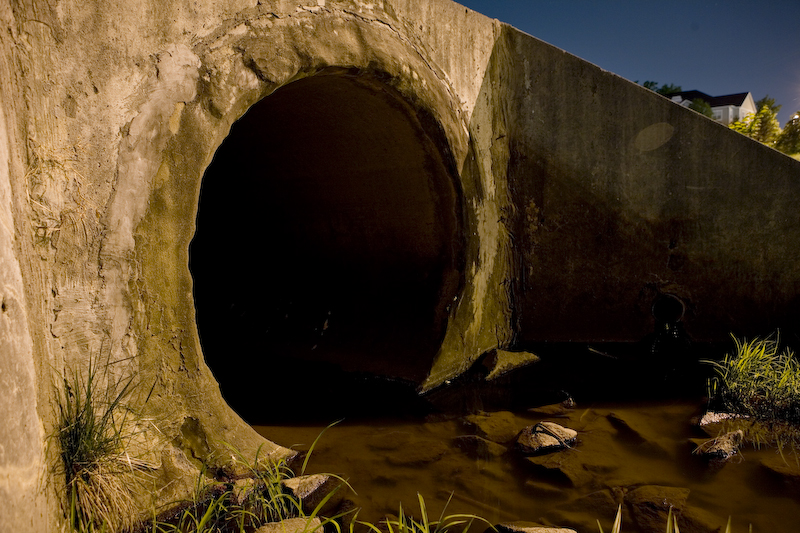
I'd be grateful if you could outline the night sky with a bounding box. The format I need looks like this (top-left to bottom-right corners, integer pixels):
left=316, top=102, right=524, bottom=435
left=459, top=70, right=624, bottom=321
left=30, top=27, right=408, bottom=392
left=456, top=0, right=800, bottom=126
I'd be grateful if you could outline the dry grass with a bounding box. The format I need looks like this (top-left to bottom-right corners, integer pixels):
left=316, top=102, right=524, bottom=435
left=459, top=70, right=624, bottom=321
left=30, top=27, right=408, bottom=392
left=68, top=460, right=143, bottom=532
left=53, top=358, right=153, bottom=532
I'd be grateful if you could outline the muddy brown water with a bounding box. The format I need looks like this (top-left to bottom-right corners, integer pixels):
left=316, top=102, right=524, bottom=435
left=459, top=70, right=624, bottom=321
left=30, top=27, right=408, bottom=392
left=255, top=401, right=800, bottom=533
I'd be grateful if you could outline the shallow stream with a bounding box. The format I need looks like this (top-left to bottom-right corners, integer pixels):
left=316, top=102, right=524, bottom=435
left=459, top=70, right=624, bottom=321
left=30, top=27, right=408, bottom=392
left=255, top=400, right=800, bottom=533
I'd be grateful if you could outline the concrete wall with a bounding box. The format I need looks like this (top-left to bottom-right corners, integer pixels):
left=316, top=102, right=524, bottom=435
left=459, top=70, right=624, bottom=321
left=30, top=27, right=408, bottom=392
left=1, top=0, right=799, bottom=530
left=0, top=2, right=51, bottom=527
left=493, top=28, right=800, bottom=344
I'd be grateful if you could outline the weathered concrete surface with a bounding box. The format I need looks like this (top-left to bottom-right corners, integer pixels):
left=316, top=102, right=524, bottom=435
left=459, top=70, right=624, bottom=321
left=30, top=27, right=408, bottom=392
left=0, top=3, right=51, bottom=526
left=0, top=1, right=509, bottom=529
left=1, top=0, right=799, bottom=529
left=496, top=27, right=800, bottom=343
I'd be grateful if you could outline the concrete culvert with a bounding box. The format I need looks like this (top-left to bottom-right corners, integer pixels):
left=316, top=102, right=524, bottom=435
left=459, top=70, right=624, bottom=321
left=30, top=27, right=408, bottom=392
left=190, top=72, right=464, bottom=422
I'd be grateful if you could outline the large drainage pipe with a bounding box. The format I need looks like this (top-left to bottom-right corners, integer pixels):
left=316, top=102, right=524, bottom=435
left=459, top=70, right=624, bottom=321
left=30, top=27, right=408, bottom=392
left=191, top=72, right=465, bottom=421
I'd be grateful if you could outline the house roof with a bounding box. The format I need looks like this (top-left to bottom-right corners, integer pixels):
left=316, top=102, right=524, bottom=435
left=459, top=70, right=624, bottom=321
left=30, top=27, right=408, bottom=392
left=667, top=90, right=712, bottom=102
left=665, top=90, right=750, bottom=108
left=707, top=92, right=751, bottom=107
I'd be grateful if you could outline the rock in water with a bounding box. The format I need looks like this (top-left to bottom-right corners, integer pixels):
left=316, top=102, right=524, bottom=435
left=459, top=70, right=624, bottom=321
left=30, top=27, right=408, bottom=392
left=516, top=422, right=577, bottom=455
left=281, top=474, right=344, bottom=515
left=483, top=349, right=541, bottom=381
left=625, top=485, right=690, bottom=533
left=452, top=435, right=508, bottom=459
left=463, top=411, right=522, bottom=443
left=691, top=430, right=744, bottom=461
left=255, top=518, right=321, bottom=533
left=494, top=523, right=578, bottom=533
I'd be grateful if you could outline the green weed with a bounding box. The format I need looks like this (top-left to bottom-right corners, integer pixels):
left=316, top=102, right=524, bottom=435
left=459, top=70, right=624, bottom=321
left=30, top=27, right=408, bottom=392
left=223, top=443, right=300, bottom=525
left=149, top=469, right=294, bottom=533
left=149, top=436, right=355, bottom=533
left=358, top=493, right=493, bottom=533
left=164, top=489, right=229, bottom=533
left=706, top=333, right=800, bottom=423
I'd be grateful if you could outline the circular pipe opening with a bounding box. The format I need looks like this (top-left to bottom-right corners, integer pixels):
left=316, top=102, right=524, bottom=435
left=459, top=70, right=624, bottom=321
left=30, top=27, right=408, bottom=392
left=190, top=73, right=463, bottom=421
left=652, top=294, right=685, bottom=324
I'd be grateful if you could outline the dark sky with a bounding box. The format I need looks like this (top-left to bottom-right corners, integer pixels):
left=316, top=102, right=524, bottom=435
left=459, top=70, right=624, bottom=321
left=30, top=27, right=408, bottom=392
left=457, top=0, right=800, bottom=126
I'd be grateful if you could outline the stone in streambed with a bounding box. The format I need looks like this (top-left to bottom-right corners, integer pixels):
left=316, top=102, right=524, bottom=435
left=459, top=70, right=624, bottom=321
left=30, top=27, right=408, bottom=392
left=516, top=422, right=577, bottom=455
left=492, top=523, right=578, bottom=533
left=563, top=488, right=624, bottom=521
left=624, top=485, right=690, bottom=533
left=255, top=517, right=322, bottom=533
left=522, top=479, right=566, bottom=499
left=483, top=349, right=541, bottom=381
left=690, top=430, right=743, bottom=461
left=523, top=452, right=594, bottom=489
left=281, top=474, right=344, bottom=516
left=527, top=401, right=574, bottom=418
left=452, top=434, right=508, bottom=459
left=383, top=439, right=450, bottom=466
left=463, top=410, right=521, bottom=443
left=760, top=452, right=800, bottom=494
left=366, top=430, right=413, bottom=451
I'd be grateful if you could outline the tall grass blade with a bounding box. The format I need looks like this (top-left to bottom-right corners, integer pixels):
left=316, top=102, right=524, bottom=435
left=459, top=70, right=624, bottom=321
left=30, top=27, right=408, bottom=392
left=419, top=492, right=430, bottom=533
left=611, top=505, right=622, bottom=533
left=302, top=419, right=342, bottom=476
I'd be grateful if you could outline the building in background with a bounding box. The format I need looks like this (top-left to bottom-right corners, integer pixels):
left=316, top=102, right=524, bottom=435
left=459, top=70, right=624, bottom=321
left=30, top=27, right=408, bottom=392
left=667, top=90, right=756, bottom=125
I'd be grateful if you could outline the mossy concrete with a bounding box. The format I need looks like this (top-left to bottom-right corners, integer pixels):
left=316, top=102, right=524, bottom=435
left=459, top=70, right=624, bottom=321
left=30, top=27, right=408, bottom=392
left=1, top=1, right=799, bottom=530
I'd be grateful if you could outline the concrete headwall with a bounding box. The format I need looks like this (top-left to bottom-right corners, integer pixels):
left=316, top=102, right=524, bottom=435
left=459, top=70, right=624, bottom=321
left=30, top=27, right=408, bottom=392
left=494, top=28, right=800, bottom=345
left=1, top=0, right=799, bottom=530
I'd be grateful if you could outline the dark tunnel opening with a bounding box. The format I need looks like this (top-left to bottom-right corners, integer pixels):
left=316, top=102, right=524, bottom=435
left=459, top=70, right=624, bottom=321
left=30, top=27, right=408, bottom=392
left=190, top=72, right=464, bottom=423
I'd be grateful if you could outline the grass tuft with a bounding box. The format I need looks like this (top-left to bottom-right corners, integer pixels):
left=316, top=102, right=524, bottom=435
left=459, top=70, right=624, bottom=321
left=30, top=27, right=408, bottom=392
left=224, top=443, right=301, bottom=525
left=149, top=438, right=356, bottom=533
left=706, top=333, right=800, bottom=424
left=53, top=357, right=150, bottom=532
left=357, top=493, right=493, bottom=533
